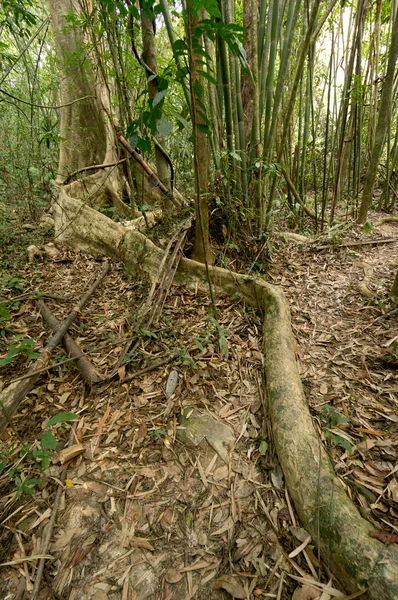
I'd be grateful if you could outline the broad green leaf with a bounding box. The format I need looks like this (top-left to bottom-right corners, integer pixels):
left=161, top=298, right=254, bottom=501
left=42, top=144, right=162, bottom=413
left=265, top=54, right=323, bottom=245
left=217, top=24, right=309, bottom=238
left=152, top=89, right=168, bottom=108
left=41, top=430, right=57, bottom=450
left=259, top=440, right=268, bottom=456
left=47, top=412, right=77, bottom=427
left=157, top=118, right=173, bottom=136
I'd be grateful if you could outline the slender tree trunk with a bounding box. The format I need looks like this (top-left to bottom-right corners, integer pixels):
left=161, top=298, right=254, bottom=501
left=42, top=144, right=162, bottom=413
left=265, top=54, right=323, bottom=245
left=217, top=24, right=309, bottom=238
left=358, top=4, right=398, bottom=223
left=139, top=1, right=170, bottom=190
left=187, top=3, right=214, bottom=265
left=391, top=270, right=398, bottom=299
left=241, top=0, right=256, bottom=145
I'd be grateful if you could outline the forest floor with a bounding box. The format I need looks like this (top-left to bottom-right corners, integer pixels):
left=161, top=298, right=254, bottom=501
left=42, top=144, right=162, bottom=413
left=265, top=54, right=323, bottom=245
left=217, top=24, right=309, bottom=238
left=0, top=202, right=397, bottom=600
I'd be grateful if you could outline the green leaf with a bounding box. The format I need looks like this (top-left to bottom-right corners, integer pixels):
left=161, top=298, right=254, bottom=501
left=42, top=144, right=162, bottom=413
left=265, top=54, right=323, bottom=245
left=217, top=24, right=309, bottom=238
left=41, top=430, right=57, bottom=450
left=157, top=118, right=173, bottom=136
left=197, top=69, right=217, bottom=85
left=191, top=0, right=221, bottom=18
left=259, top=440, right=268, bottom=456
left=194, top=338, right=205, bottom=352
left=321, top=405, right=349, bottom=427
left=47, top=412, right=77, bottom=427
left=193, top=80, right=203, bottom=99
left=218, top=331, right=229, bottom=359
left=41, top=456, right=50, bottom=470
left=0, top=306, right=11, bottom=320
left=152, top=89, right=168, bottom=108
left=325, top=430, right=353, bottom=453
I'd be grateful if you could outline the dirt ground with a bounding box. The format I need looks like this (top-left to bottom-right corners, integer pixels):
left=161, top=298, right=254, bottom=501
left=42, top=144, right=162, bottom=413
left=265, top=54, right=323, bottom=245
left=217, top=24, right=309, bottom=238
left=0, top=212, right=397, bottom=600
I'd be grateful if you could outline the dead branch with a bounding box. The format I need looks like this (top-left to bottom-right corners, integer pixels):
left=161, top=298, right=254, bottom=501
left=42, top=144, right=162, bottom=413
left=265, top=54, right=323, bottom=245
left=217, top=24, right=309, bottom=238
left=121, top=356, right=173, bottom=384
left=315, top=237, right=398, bottom=250
left=118, top=136, right=181, bottom=207
left=63, top=158, right=128, bottom=185
left=36, top=298, right=103, bottom=386
left=31, top=428, right=75, bottom=600
left=141, top=218, right=191, bottom=327
left=6, top=356, right=77, bottom=384
left=0, top=261, right=109, bottom=433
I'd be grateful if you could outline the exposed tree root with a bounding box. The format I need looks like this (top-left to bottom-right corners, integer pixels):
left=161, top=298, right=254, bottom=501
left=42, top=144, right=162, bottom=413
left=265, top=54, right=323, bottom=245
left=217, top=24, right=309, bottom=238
left=353, top=262, right=376, bottom=298
left=52, top=189, right=398, bottom=600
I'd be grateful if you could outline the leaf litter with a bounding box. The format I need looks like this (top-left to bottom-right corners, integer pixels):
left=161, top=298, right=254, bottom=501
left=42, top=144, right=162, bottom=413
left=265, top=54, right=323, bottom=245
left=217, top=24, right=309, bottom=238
left=0, top=218, right=396, bottom=600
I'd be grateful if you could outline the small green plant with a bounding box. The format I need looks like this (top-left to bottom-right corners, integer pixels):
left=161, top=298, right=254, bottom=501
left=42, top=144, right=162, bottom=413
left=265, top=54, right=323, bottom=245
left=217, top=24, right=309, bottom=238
left=326, top=223, right=348, bottom=243
left=0, top=336, right=39, bottom=367
left=149, top=428, right=165, bottom=440
left=0, top=274, right=26, bottom=293
left=255, top=435, right=268, bottom=456
left=362, top=221, right=374, bottom=234
left=139, top=327, right=158, bottom=340
left=0, top=411, right=77, bottom=499
left=174, top=348, right=197, bottom=368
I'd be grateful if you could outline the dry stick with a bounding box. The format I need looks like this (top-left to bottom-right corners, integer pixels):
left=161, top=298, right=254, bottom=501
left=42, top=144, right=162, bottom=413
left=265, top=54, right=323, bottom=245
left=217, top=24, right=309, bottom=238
left=36, top=298, right=103, bottom=386
left=0, top=262, right=109, bottom=433
left=315, top=237, right=398, bottom=251
left=118, top=136, right=180, bottom=208
left=143, top=220, right=190, bottom=327
left=107, top=222, right=190, bottom=379
left=6, top=357, right=77, bottom=384
left=31, top=427, right=75, bottom=600
left=121, top=356, right=173, bottom=384
left=141, top=220, right=189, bottom=318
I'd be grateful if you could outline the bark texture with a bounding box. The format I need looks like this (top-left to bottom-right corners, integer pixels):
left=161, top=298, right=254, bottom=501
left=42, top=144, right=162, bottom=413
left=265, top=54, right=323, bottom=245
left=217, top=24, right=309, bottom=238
left=139, top=0, right=171, bottom=189
left=187, top=3, right=214, bottom=265
left=357, top=5, right=398, bottom=223
left=48, top=0, right=108, bottom=181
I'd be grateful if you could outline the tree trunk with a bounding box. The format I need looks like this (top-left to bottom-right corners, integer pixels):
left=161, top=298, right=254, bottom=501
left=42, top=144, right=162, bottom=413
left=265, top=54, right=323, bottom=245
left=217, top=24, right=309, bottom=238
left=139, top=0, right=171, bottom=190
left=391, top=270, right=398, bottom=299
left=357, top=5, right=398, bottom=223
left=187, top=3, right=214, bottom=265
left=47, top=0, right=111, bottom=182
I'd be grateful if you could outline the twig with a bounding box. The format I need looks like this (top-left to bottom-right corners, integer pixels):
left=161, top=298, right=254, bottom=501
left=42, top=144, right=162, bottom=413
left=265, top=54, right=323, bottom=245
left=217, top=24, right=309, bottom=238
left=63, top=158, right=128, bottom=185
left=121, top=356, right=173, bottom=384
left=0, top=88, right=96, bottom=110
left=6, top=357, right=77, bottom=384
left=31, top=426, right=75, bottom=600
left=315, top=237, right=398, bottom=251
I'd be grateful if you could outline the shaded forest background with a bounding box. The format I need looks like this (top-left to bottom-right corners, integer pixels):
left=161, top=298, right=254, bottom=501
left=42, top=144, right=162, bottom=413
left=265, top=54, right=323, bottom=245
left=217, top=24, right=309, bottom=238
left=0, top=0, right=397, bottom=263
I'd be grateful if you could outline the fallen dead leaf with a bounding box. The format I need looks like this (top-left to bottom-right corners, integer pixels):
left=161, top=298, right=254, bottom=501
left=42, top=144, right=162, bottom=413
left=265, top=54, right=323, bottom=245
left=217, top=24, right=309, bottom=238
left=164, top=567, right=184, bottom=584
left=292, top=584, right=321, bottom=600
left=213, top=574, right=247, bottom=599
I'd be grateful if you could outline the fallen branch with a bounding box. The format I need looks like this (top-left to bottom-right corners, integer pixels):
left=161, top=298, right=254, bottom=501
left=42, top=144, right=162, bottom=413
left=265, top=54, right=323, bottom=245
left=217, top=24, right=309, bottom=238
left=316, top=237, right=398, bottom=251
left=36, top=298, right=103, bottom=386
left=121, top=356, right=173, bottom=384
left=6, top=356, right=77, bottom=384
left=0, top=261, right=109, bottom=433
left=281, top=167, right=317, bottom=220
left=118, top=136, right=183, bottom=207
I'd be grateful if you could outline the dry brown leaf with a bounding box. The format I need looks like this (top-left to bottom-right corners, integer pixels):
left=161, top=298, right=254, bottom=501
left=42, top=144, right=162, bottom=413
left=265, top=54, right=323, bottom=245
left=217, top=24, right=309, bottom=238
left=213, top=575, right=247, bottom=599
left=213, top=465, right=228, bottom=480
left=369, top=531, right=398, bottom=544
left=212, top=516, right=234, bottom=536
left=164, top=568, right=183, bottom=584
left=292, top=584, right=321, bottom=600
